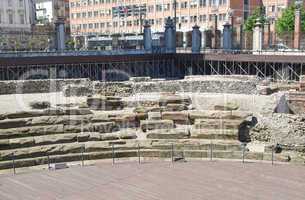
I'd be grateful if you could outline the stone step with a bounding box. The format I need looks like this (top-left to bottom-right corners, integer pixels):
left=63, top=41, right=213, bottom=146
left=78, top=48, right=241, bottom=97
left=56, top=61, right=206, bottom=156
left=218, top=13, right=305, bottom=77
left=194, top=119, right=246, bottom=130
left=140, top=120, right=174, bottom=132
left=0, top=112, right=143, bottom=130
left=0, top=149, right=291, bottom=170
left=0, top=139, right=244, bottom=162
left=161, top=111, right=190, bottom=124
left=190, top=129, right=238, bottom=140
left=1, top=109, right=93, bottom=120
left=146, top=129, right=190, bottom=139
left=188, top=110, right=252, bottom=121
left=0, top=122, right=119, bottom=140
left=0, top=131, right=138, bottom=150
left=159, top=95, right=191, bottom=106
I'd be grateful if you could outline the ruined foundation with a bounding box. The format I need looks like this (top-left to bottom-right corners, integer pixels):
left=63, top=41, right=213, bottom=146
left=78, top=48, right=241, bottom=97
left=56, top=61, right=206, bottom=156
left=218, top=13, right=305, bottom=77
left=0, top=75, right=304, bottom=171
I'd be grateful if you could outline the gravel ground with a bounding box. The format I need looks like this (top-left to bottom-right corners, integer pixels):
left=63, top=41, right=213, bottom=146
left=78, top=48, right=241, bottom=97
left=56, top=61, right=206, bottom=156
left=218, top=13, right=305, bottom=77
left=0, top=92, right=86, bottom=114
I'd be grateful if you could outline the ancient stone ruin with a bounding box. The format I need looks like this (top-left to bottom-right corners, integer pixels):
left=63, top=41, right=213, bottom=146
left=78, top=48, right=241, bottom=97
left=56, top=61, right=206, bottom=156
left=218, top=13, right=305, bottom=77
left=0, top=75, right=304, bottom=171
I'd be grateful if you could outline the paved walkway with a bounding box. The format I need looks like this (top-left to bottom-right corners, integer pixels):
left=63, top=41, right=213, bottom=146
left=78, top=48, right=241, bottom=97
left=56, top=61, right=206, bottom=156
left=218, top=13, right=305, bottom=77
left=0, top=161, right=304, bottom=200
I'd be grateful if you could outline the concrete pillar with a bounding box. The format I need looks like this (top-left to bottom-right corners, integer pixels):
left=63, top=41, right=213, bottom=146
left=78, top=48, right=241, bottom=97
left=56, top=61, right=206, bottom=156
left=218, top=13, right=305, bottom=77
left=55, top=18, right=65, bottom=51
left=84, top=36, right=88, bottom=50
left=264, top=21, right=271, bottom=49
left=239, top=24, right=244, bottom=49
left=212, top=15, right=220, bottom=49
left=253, top=20, right=263, bottom=51
left=164, top=17, right=176, bottom=53
left=191, top=25, right=201, bottom=53
left=183, top=32, right=187, bottom=48
left=49, top=66, right=57, bottom=79
left=223, top=22, right=232, bottom=50
left=294, top=8, right=301, bottom=49
left=143, top=20, right=152, bottom=51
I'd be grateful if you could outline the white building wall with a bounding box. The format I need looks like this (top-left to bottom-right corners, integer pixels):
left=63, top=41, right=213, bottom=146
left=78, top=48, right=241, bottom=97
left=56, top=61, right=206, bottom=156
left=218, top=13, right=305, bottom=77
left=0, top=0, right=33, bottom=31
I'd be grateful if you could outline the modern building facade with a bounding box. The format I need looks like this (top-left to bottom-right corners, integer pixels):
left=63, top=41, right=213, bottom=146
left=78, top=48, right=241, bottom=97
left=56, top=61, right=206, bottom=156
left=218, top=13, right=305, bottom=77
left=69, top=0, right=261, bottom=48
left=0, top=0, right=34, bottom=31
left=0, top=0, right=36, bottom=50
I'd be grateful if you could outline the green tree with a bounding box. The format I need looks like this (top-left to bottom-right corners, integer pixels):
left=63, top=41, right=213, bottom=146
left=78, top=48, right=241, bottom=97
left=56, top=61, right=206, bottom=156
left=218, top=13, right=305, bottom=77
left=275, top=4, right=305, bottom=36
left=65, top=39, right=75, bottom=50
left=244, top=6, right=266, bottom=32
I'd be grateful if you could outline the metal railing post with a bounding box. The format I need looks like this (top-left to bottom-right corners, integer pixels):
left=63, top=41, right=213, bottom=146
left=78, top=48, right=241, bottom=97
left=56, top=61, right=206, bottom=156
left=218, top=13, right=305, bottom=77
left=271, top=145, right=274, bottom=165
left=47, top=155, right=50, bottom=170
left=12, top=152, right=16, bottom=175
left=138, top=144, right=141, bottom=164
left=112, top=143, right=115, bottom=165
left=171, top=143, right=174, bottom=163
left=210, top=141, right=213, bottom=161
left=81, top=146, right=85, bottom=167
left=242, top=145, right=245, bottom=164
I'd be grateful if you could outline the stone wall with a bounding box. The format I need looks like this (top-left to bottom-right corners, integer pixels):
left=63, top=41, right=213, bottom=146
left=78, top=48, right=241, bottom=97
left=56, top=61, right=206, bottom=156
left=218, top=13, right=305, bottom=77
left=0, top=76, right=260, bottom=96
left=0, top=79, right=91, bottom=95
left=131, top=76, right=259, bottom=95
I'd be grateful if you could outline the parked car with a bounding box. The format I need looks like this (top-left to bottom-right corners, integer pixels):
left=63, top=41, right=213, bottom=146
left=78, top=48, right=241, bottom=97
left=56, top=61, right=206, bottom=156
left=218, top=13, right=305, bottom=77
left=269, top=43, right=295, bottom=51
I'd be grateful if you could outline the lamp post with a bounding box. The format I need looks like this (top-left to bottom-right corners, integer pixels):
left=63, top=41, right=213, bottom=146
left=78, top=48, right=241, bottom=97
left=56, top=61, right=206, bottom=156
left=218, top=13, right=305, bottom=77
left=294, top=0, right=302, bottom=49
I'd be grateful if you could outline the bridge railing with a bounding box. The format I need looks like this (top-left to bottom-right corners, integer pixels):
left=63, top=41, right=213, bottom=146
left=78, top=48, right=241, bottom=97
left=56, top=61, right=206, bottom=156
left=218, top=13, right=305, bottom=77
left=176, top=47, right=305, bottom=56
left=0, top=49, right=150, bottom=58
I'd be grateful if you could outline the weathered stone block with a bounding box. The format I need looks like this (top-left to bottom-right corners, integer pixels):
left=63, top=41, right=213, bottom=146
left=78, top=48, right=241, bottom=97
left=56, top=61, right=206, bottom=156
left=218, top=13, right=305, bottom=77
left=164, top=103, right=188, bottom=111
left=29, top=101, right=51, bottom=109
left=0, top=118, right=31, bottom=129
left=34, top=134, right=77, bottom=146
left=88, top=132, right=101, bottom=141
left=63, top=84, right=93, bottom=97
left=159, top=95, right=191, bottom=106
left=194, top=119, right=245, bottom=130
left=148, top=112, right=162, bottom=120
left=100, top=133, right=120, bottom=141
left=188, top=110, right=251, bottom=121
left=87, top=96, right=123, bottom=110
left=77, top=133, right=90, bottom=142
left=162, top=111, right=190, bottom=124
left=31, top=115, right=91, bottom=126
left=214, top=102, right=239, bottom=111
left=146, top=129, right=190, bottom=139
left=9, top=138, right=35, bottom=148
left=92, top=122, right=118, bottom=133
left=190, top=129, right=238, bottom=140
left=4, top=111, right=43, bottom=119
left=140, top=120, right=174, bottom=132
left=0, top=139, right=10, bottom=150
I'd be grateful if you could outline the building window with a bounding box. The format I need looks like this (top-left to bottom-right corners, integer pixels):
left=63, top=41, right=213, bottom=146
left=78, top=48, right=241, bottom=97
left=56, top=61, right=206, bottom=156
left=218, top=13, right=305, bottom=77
left=8, top=12, right=14, bottom=24
left=19, top=13, right=25, bottom=24
left=19, top=0, right=24, bottom=7
left=199, top=15, right=206, bottom=22
left=8, top=0, right=13, bottom=7
left=164, top=3, right=170, bottom=11
left=199, top=0, right=206, bottom=7
left=148, top=5, right=154, bottom=13
left=156, top=4, right=162, bottom=12
left=180, top=2, right=188, bottom=9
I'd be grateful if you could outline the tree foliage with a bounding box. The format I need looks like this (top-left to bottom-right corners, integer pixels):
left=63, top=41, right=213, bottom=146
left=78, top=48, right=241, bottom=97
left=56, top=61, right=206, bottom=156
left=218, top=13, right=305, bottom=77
left=244, top=7, right=266, bottom=32
left=275, top=4, right=305, bottom=35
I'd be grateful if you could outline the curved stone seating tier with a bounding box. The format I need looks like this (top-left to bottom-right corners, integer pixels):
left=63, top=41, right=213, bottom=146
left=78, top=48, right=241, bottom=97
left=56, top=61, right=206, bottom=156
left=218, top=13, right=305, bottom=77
left=0, top=140, right=291, bottom=170
left=0, top=102, right=260, bottom=170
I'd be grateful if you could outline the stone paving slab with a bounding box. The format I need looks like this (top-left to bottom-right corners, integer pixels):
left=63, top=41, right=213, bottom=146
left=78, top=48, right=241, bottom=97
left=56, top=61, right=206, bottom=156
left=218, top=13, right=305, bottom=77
left=0, top=161, right=304, bottom=200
